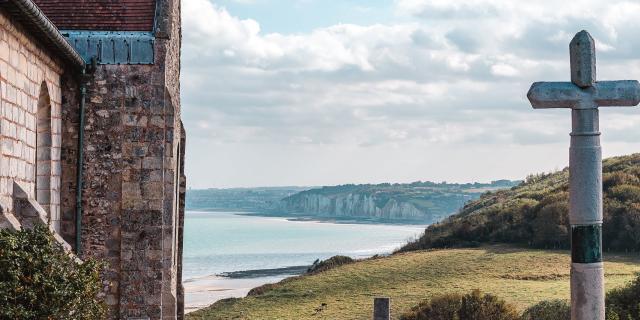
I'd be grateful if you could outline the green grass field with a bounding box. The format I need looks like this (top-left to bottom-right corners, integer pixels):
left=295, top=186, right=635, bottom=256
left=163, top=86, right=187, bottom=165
left=187, top=246, right=640, bottom=320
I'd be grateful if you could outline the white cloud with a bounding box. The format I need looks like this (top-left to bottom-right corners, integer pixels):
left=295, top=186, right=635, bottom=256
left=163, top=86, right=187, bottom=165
left=184, top=1, right=416, bottom=72
left=182, top=0, right=640, bottom=187
left=491, top=63, right=518, bottom=77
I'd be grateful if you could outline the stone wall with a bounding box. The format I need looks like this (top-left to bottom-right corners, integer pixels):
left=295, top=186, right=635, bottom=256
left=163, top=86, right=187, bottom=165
left=0, top=8, right=66, bottom=234
left=68, top=0, right=184, bottom=318
left=0, top=1, right=184, bottom=319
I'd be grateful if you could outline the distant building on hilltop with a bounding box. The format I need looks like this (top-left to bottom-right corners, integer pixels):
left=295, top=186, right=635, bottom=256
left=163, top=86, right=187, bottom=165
left=0, top=0, right=185, bottom=319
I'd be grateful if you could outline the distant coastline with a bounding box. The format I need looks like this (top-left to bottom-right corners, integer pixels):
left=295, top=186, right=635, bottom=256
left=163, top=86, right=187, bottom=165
left=185, top=181, right=520, bottom=226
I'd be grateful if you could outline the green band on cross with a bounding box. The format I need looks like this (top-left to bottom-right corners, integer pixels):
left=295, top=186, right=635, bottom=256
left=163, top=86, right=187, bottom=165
left=571, top=224, right=602, bottom=263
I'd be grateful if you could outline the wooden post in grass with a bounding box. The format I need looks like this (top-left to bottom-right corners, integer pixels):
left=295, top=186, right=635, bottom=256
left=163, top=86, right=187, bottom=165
left=373, top=297, right=390, bottom=320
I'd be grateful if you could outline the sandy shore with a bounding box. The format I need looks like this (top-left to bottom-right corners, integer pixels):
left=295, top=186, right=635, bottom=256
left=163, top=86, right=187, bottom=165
left=184, top=275, right=289, bottom=314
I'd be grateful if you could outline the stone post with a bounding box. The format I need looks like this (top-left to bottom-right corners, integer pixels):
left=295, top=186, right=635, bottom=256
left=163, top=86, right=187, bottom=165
left=373, top=297, right=390, bottom=320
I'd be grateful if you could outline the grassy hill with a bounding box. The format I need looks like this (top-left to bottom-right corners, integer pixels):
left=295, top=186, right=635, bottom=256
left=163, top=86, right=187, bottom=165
left=187, top=154, right=640, bottom=319
left=400, top=153, right=640, bottom=252
left=187, top=246, right=640, bottom=319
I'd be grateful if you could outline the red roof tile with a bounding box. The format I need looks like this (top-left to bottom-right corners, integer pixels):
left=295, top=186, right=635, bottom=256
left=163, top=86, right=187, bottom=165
left=32, top=0, right=156, bottom=31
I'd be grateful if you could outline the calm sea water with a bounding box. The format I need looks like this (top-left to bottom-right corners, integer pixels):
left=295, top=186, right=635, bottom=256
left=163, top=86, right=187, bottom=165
left=183, top=211, right=425, bottom=280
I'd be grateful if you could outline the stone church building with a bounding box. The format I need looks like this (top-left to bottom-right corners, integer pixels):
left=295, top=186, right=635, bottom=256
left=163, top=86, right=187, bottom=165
left=0, top=0, right=185, bottom=319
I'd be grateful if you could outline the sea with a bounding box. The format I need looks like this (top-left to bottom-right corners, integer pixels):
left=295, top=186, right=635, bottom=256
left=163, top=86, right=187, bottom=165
left=183, top=211, right=425, bottom=313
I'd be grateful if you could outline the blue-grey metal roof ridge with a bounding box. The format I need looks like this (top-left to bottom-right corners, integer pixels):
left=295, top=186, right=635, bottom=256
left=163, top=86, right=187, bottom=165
left=61, top=30, right=155, bottom=65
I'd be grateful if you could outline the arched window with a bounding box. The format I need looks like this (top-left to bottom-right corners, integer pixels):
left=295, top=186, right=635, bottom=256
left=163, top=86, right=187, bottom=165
left=36, top=82, right=52, bottom=217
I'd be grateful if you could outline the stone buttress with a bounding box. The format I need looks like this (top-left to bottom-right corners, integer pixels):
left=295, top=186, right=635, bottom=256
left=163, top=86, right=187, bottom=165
left=46, top=0, right=185, bottom=319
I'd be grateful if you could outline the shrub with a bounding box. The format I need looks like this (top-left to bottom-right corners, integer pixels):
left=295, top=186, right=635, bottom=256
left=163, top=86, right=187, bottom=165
left=0, top=225, right=106, bottom=319
left=306, top=255, right=354, bottom=274
left=401, top=274, right=640, bottom=320
left=247, top=282, right=279, bottom=296
left=400, top=293, right=462, bottom=320
left=459, top=289, right=520, bottom=320
left=606, top=274, right=640, bottom=320
left=521, top=299, right=570, bottom=320
left=610, top=185, right=640, bottom=203
left=400, top=290, right=520, bottom=320
left=603, top=172, right=639, bottom=191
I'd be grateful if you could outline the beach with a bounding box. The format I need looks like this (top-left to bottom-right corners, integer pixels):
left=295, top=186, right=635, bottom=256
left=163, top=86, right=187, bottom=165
left=182, top=211, right=425, bottom=312
left=184, top=275, right=288, bottom=313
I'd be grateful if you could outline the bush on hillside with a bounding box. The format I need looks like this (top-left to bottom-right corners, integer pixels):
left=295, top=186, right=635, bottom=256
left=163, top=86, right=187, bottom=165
left=247, top=282, right=285, bottom=296
left=401, top=274, right=640, bottom=320
left=521, top=299, right=570, bottom=320
left=458, top=290, right=521, bottom=320
left=306, top=255, right=354, bottom=274
left=399, top=154, right=640, bottom=253
left=606, top=273, right=640, bottom=320
left=399, top=290, right=520, bottom=320
left=400, top=293, right=462, bottom=320
left=0, top=225, right=106, bottom=319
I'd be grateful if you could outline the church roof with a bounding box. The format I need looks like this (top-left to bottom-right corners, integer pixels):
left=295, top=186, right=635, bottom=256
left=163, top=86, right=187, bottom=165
left=0, top=0, right=85, bottom=68
left=32, top=0, right=156, bottom=31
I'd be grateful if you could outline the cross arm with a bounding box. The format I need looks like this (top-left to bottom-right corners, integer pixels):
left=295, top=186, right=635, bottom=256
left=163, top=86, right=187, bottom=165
left=527, top=80, right=640, bottom=109
left=592, top=80, right=640, bottom=107
left=527, top=82, right=583, bottom=109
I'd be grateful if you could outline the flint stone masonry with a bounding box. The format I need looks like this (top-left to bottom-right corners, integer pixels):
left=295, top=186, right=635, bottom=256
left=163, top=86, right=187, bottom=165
left=72, top=54, right=183, bottom=320
left=58, top=0, right=185, bottom=318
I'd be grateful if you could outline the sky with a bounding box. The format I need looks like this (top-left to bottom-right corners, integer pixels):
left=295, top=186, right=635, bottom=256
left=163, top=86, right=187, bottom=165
left=181, top=0, right=640, bottom=189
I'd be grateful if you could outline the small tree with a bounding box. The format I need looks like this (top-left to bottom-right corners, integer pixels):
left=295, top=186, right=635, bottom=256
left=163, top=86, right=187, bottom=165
left=0, top=225, right=106, bottom=319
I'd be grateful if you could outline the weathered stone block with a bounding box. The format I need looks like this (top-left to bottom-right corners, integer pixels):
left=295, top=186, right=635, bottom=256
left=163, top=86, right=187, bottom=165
left=122, top=182, right=142, bottom=199
left=148, top=200, right=163, bottom=211
left=149, top=116, right=164, bottom=128
left=142, top=157, right=162, bottom=170
left=142, top=182, right=163, bottom=198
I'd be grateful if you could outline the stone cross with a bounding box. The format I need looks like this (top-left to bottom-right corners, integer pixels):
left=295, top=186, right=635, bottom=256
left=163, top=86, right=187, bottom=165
left=527, top=30, right=640, bottom=320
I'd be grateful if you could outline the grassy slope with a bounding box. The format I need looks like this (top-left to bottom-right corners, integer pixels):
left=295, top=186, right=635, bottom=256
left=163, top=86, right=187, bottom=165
left=187, top=246, right=640, bottom=320
left=400, top=153, right=640, bottom=252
